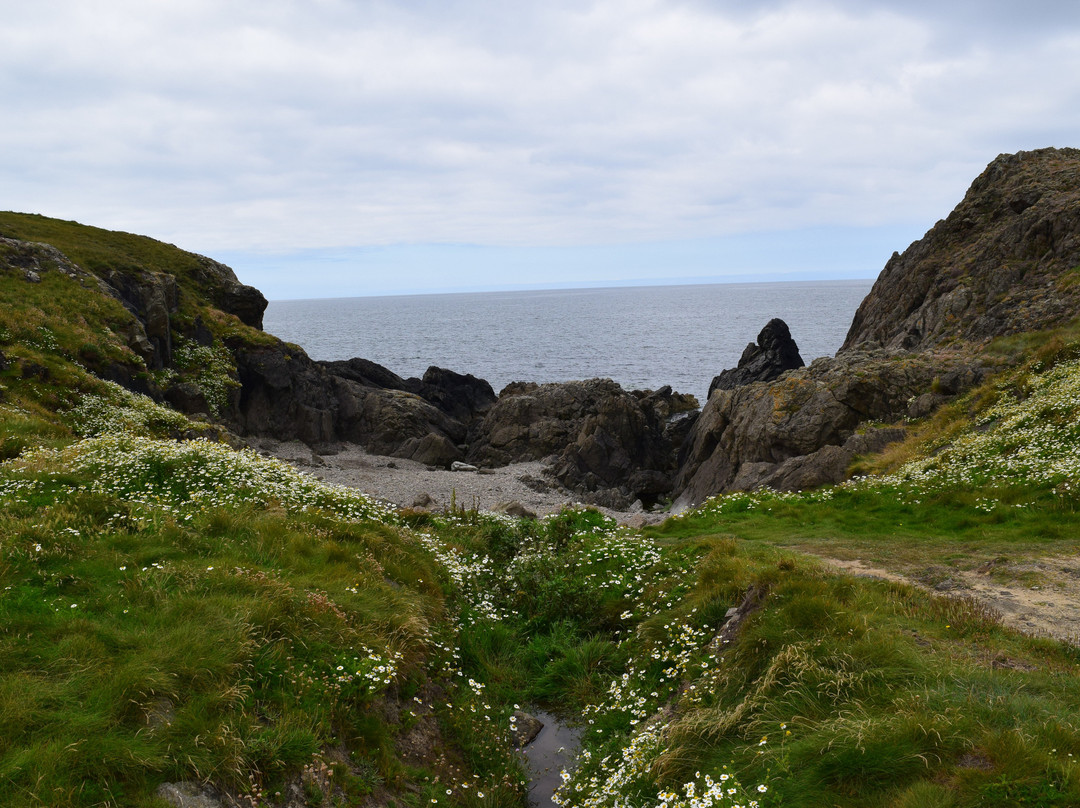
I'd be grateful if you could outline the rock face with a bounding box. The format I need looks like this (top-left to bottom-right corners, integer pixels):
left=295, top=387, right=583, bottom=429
left=192, top=255, right=268, bottom=330
left=672, top=351, right=981, bottom=508
left=845, top=148, right=1080, bottom=351
left=468, top=380, right=697, bottom=506
left=100, top=268, right=180, bottom=369
left=231, top=347, right=480, bottom=463
left=672, top=148, right=1080, bottom=508
left=708, top=318, right=804, bottom=398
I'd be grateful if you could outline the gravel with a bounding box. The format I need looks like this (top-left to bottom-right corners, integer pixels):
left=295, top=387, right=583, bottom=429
left=254, top=439, right=667, bottom=526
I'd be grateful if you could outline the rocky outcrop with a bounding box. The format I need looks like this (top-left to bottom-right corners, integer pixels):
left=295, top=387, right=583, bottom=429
left=672, top=350, right=986, bottom=509
left=404, top=366, right=497, bottom=424
left=192, top=255, right=268, bottom=330
left=671, top=148, right=1080, bottom=508
left=708, top=318, right=804, bottom=398
left=844, top=148, right=1080, bottom=351
left=231, top=346, right=473, bottom=462
left=99, top=268, right=180, bottom=369
left=469, top=379, right=697, bottom=506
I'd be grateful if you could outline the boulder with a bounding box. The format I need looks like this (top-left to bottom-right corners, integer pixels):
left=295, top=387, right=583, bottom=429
left=494, top=501, right=538, bottom=520
left=320, top=357, right=411, bottom=391
left=708, top=318, right=804, bottom=397
left=394, top=433, right=463, bottom=467
left=510, top=710, right=544, bottom=748
left=164, top=381, right=210, bottom=415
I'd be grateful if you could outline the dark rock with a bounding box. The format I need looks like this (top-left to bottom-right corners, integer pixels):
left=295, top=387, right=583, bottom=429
left=192, top=255, right=268, bottom=330
left=516, top=473, right=553, bottom=493
left=320, top=357, right=410, bottom=391
left=19, top=361, right=50, bottom=380
left=411, top=492, right=436, bottom=509
left=510, top=710, right=544, bottom=748
left=100, top=269, right=180, bottom=369
left=191, top=316, right=215, bottom=347
left=469, top=378, right=692, bottom=503
left=232, top=344, right=337, bottom=445
left=408, top=366, right=497, bottom=423
left=709, top=318, right=805, bottom=397
left=220, top=282, right=268, bottom=330
left=331, top=379, right=466, bottom=455
left=394, top=433, right=462, bottom=467
left=908, top=392, right=950, bottom=419
left=164, top=381, right=210, bottom=415
left=756, top=444, right=853, bottom=492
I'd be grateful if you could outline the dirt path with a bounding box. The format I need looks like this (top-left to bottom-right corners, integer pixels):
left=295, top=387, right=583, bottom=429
left=822, top=555, right=1080, bottom=644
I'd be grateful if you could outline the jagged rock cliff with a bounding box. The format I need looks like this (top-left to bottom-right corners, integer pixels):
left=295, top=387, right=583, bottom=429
left=672, top=148, right=1080, bottom=508
left=845, top=148, right=1080, bottom=351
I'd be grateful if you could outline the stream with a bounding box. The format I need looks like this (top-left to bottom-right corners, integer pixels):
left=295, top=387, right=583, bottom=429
left=520, top=711, right=582, bottom=808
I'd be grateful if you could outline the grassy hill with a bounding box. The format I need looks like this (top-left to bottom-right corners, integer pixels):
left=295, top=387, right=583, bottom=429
left=2, top=215, right=1080, bottom=807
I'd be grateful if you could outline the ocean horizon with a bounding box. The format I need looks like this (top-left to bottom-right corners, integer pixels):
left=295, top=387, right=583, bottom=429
left=264, top=278, right=875, bottom=404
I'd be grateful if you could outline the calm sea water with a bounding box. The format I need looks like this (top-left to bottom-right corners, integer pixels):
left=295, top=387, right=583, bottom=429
left=264, top=280, right=874, bottom=404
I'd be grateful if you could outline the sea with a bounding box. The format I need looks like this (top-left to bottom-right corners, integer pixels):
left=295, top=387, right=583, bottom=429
left=264, top=279, right=874, bottom=405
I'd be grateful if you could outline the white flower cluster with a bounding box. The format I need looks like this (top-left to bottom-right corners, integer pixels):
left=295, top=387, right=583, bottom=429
left=3, top=433, right=399, bottom=525
left=66, top=379, right=194, bottom=437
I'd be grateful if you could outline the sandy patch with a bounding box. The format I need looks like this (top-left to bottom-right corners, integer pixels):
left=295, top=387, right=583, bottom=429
left=253, top=439, right=667, bottom=526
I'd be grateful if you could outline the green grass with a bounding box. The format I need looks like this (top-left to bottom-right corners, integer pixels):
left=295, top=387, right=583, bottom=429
left=5, top=214, right=1080, bottom=806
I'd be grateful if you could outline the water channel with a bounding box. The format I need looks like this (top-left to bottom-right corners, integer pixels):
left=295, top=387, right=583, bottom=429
left=519, top=711, right=582, bottom=808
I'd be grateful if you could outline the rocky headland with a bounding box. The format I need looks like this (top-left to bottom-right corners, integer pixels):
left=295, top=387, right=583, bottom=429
left=4, top=147, right=1079, bottom=514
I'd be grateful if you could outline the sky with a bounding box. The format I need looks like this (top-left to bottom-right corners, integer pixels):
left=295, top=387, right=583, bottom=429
left=3, top=0, right=1080, bottom=299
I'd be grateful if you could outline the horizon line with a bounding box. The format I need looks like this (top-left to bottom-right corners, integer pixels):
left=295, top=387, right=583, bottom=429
left=266, top=272, right=878, bottom=303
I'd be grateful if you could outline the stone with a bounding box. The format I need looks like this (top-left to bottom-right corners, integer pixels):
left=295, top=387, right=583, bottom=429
left=193, top=255, right=267, bottom=330
left=494, top=501, right=537, bottom=520
left=24, top=269, right=40, bottom=283
left=154, top=782, right=225, bottom=808
left=510, top=710, right=544, bottom=748
left=672, top=351, right=968, bottom=507
left=407, top=366, right=497, bottom=423
left=451, top=461, right=479, bottom=472
left=100, top=269, right=180, bottom=369
left=412, top=492, right=436, bottom=509
left=708, top=318, right=805, bottom=397
left=470, top=378, right=693, bottom=504
left=394, top=433, right=462, bottom=467
left=164, top=381, right=210, bottom=415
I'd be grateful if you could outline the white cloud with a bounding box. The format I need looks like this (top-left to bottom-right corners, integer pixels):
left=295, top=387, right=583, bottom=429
left=2, top=0, right=1079, bottom=267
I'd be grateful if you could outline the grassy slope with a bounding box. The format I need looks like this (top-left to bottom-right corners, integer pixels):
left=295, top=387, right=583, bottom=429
left=2, top=216, right=1080, bottom=808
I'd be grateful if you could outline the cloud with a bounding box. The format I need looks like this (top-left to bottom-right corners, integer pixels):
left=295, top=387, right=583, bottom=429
left=2, top=0, right=1079, bottom=275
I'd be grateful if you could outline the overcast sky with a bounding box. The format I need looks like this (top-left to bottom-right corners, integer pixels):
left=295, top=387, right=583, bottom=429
left=3, top=0, right=1079, bottom=298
